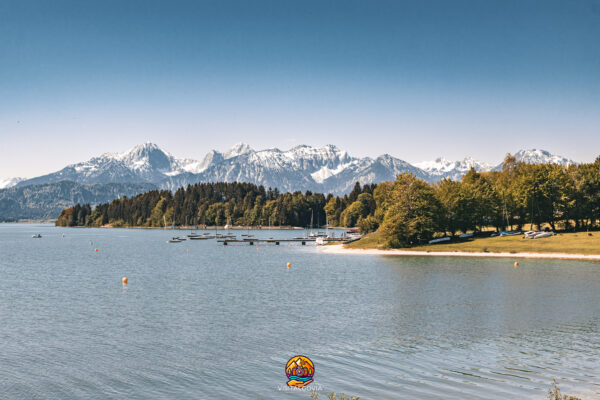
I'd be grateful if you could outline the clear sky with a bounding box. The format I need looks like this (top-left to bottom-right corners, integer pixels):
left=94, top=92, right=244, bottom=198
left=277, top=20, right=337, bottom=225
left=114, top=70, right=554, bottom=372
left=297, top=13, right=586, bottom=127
left=0, top=0, right=599, bottom=178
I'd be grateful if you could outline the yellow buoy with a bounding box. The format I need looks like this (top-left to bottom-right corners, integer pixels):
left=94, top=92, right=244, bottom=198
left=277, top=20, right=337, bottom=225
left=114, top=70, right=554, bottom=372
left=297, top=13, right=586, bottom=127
left=122, top=277, right=128, bottom=285
left=286, top=262, right=291, bottom=268
left=514, top=262, right=519, bottom=268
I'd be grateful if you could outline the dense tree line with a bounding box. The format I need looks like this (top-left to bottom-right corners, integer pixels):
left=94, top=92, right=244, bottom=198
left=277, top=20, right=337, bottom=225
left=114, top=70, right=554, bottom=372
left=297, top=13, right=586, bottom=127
left=56, top=203, right=93, bottom=227
left=56, top=182, right=371, bottom=228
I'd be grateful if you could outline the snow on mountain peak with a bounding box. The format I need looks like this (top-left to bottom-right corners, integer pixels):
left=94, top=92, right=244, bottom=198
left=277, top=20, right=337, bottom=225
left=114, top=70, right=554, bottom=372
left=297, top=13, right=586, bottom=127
left=415, top=156, right=492, bottom=180
left=513, top=149, right=575, bottom=166
left=224, top=142, right=253, bottom=159
left=0, top=177, right=24, bottom=189
left=11, top=143, right=579, bottom=195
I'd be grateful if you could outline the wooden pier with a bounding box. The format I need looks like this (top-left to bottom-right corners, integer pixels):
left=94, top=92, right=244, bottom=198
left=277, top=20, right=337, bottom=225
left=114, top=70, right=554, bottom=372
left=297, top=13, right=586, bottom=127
left=217, top=238, right=316, bottom=245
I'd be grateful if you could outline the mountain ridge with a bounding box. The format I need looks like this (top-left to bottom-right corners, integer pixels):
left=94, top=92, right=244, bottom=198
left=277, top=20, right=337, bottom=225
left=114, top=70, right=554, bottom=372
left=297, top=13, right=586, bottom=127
left=6, top=143, right=577, bottom=194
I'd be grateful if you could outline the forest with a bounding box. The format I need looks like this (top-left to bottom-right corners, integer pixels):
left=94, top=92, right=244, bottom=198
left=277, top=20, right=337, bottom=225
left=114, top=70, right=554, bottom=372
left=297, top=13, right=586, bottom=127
left=56, top=181, right=376, bottom=230
left=57, top=155, right=600, bottom=248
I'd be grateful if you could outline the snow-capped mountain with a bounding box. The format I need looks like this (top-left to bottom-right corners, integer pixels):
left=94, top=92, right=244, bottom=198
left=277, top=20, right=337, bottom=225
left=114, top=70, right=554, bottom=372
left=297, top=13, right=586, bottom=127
left=14, top=143, right=577, bottom=196
left=511, top=149, right=576, bottom=166
left=0, top=177, right=24, bottom=189
left=16, top=142, right=204, bottom=187
left=415, top=149, right=576, bottom=179
left=158, top=144, right=429, bottom=194
left=14, top=142, right=431, bottom=195
left=415, top=157, right=492, bottom=180
left=489, top=149, right=577, bottom=171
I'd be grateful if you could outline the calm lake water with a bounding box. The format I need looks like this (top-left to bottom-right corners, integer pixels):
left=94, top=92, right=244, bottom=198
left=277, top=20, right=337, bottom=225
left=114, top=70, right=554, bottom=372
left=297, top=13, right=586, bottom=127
left=1, top=224, right=599, bottom=399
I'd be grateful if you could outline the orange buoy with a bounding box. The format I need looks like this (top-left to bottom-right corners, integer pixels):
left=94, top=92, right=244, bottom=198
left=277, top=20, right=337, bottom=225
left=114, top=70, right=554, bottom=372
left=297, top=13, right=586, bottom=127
left=514, top=262, right=519, bottom=268
left=286, top=262, right=291, bottom=268
left=122, top=277, right=128, bottom=285
left=94, top=248, right=98, bottom=252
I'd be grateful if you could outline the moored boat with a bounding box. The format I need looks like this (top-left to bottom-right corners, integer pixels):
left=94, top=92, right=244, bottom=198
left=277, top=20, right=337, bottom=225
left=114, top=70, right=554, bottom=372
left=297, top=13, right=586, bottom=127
left=428, top=237, right=451, bottom=244
left=499, top=230, right=522, bottom=236
left=524, top=231, right=556, bottom=239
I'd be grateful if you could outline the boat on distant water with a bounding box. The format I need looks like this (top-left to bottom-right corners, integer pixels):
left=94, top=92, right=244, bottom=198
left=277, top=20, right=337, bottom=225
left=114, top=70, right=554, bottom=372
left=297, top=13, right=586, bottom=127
left=309, top=231, right=327, bottom=237
left=315, top=237, right=345, bottom=245
left=167, top=237, right=184, bottom=243
left=32, top=234, right=42, bottom=238
left=187, top=232, right=212, bottom=240
left=215, top=233, right=235, bottom=239
left=188, top=234, right=211, bottom=240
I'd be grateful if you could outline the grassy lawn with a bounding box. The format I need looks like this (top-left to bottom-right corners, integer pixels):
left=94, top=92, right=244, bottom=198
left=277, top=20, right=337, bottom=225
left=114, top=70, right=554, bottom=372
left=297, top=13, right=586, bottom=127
left=346, top=231, right=600, bottom=255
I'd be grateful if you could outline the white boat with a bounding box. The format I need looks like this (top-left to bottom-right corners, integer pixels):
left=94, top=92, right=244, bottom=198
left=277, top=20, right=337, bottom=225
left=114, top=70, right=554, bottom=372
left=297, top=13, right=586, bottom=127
left=188, top=234, right=210, bottom=240
left=309, top=231, right=327, bottom=238
left=167, top=237, right=183, bottom=243
left=525, top=231, right=556, bottom=239
left=428, top=237, right=451, bottom=244
left=534, top=231, right=555, bottom=239
left=32, top=234, right=42, bottom=238
left=500, top=230, right=522, bottom=236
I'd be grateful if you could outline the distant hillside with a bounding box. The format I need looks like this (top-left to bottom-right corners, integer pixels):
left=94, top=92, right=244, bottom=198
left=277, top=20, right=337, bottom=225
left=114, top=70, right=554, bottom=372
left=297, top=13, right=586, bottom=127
left=0, top=181, right=156, bottom=221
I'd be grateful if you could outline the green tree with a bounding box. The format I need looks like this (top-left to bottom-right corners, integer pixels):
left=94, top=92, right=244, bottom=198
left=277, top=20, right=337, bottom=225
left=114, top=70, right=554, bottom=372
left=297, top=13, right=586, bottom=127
left=379, top=173, right=441, bottom=248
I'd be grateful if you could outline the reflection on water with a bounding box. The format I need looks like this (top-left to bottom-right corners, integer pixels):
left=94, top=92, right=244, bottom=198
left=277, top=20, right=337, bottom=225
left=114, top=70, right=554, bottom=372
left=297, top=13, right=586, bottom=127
left=0, top=224, right=599, bottom=399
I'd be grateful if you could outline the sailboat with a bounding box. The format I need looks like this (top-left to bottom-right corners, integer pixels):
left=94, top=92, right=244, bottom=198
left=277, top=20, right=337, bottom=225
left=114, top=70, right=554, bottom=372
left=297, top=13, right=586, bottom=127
left=309, top=210, right=327, bottom=238
left=316, top=211, right=341, bottom=245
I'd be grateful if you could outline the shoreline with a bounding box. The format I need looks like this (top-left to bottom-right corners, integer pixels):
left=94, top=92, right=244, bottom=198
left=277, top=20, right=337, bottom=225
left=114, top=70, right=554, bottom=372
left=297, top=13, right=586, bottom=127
left=319, top=244, right=600, bottom=261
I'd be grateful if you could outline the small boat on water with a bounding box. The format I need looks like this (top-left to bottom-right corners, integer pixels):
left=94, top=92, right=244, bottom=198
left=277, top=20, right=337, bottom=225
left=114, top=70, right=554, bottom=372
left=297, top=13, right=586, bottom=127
left=32, top=234, right=42, bottom=238
left=309, top=231, right=327, bottom=238
left=188, top=235, right=211, bottom=240
left=167, top=237, right=184, bottom=243
left=315, top=236, right=345, bottom=245
left=215, top=234, right=235, bottom=239
left=187, top=232, right=212, bottom=240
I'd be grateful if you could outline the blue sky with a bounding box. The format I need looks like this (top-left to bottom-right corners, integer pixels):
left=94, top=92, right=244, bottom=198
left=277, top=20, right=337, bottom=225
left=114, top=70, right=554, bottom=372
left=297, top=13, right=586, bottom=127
left=0, top=0, right=599, bottom=177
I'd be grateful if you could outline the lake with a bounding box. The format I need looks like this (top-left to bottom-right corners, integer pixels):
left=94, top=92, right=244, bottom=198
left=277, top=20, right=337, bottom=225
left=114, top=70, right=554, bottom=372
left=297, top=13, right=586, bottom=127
left=1, top=224, right=599, bottom=399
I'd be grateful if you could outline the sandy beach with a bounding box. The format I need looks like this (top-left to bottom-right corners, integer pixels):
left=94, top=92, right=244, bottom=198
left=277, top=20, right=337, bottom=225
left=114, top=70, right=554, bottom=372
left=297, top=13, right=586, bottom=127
left=319, top=244, right=600, bottom=261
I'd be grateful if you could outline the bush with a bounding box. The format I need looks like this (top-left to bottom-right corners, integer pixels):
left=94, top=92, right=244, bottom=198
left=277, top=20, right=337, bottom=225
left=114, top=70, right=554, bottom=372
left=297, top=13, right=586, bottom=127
left=548, top=379, right=581, bottom=400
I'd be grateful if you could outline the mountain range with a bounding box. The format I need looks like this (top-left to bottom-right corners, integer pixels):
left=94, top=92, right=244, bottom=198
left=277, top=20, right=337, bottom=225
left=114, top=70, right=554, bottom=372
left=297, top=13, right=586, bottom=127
left=0, top=143, right=577, bottom=221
